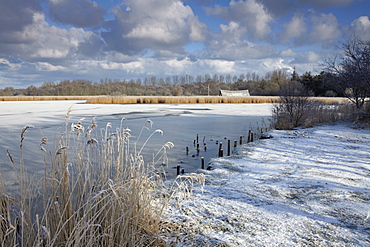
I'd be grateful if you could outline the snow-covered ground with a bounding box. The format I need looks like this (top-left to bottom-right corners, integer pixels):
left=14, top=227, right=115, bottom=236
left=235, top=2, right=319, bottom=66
left=1, top=101, right=369, bottom=245
left=165, top=123, right=370, bottom=246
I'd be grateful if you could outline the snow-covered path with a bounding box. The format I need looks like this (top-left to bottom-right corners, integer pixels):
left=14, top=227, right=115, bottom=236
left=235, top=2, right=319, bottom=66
left=165, top=124, right=370, bottom=246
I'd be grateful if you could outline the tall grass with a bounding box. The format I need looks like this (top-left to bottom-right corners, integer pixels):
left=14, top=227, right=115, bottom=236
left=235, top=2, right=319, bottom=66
left=0, top=110, right=183, bottom=246
left=0, top=95, right=349, bottom=104
left=0, top=96, right=94, bottom=101
left=84, top=96, right=282, bottom=104
left=86, top=96, right=349, bottom=104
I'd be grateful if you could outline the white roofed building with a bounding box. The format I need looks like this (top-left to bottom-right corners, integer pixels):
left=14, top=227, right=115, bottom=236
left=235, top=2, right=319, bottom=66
left=219, top=89, right=250, bottom=96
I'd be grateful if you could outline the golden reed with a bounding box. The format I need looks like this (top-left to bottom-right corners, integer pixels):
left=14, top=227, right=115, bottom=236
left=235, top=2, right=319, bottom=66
left=85, top=96, right=349, bottom=104
left=0, top=96, right=93, bottom=101
left=0, top=95, right=349, bottom=104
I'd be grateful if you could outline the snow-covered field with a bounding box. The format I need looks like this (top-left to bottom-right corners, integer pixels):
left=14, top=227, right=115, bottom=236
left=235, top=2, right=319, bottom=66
left=165, top=124, right=370, bottom=246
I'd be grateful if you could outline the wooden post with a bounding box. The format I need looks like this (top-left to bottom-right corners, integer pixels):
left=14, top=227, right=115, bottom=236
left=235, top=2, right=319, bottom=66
left=234, top=140, right=237, bottom=148
left=186, top=146, right=189, bottom=155
left=201, top=157, right=205, bottom=169
left=196, top=134, right=199, bottom=144
left=177, top=165, right=180, bottom=176
left=181, top=168, right=185, bottom=174
left=219, top=149, right=223, bottom=157
left=218, top=142, right=223, bottom=157
left=227, top=139, right=231, bottom=156
left=250, top=131, right=254, bottom=142
left=239, top=136, right=243, bottom=145
left=247, top=130, right=252, bottom=143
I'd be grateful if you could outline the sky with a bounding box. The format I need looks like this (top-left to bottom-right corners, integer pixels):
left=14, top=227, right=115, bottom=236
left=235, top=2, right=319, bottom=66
left=0, top=0, right=369, bottom=88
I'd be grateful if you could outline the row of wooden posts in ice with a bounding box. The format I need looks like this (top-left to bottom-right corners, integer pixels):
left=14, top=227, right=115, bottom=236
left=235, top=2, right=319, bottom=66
left=176, top=129, right=263, bottom=176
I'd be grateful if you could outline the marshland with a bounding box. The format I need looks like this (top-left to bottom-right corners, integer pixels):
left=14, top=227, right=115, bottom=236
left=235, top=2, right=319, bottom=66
left=0, top=93, right=369, bottom=246
left=0, top=99, right=275, bottom=245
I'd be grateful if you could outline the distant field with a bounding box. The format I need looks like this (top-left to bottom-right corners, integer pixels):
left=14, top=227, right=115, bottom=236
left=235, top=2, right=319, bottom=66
left=0, top=95, right=349, bottom=104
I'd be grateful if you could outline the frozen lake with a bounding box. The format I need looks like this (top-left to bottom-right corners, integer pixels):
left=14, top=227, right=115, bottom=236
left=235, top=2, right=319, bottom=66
left=0, top=101, right=272, bottom=178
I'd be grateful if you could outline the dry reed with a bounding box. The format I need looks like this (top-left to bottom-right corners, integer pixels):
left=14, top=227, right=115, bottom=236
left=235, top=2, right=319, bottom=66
left=0, top=95, right=349, bottom=104
left=0, top=110, right=194, bottom=246
left=0, top=96, right=94, bottom=101
left=86, top=96, right=282, bottom=104
left=85, top=96, right=349, bottom=104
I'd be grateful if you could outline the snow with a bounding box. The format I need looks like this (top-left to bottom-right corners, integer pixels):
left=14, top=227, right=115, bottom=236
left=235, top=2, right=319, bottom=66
left=1, top=101, right=369, bottom=245
left=164, top=124, right=370, bottom=246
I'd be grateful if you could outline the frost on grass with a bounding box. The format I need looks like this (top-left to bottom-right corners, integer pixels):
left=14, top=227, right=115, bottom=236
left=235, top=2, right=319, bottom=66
left=164, top=124, right=370, bottom=246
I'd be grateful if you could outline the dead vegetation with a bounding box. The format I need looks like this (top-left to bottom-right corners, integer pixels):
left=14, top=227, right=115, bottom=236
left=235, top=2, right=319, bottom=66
left=85, top=96, right=347, bottom=104
left=0, top=96, right=93, bottom=101
left=0, top=95, right=348, bottom=105
left=0, top=110, right=202, bottom=246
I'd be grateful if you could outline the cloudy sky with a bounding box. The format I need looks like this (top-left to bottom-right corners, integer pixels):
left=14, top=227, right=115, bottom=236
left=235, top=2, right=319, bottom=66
left=0, top=0, right=369, bottom=88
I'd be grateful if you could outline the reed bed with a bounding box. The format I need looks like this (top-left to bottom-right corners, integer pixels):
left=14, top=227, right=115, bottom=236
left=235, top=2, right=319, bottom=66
left=0, top=95, right=349, bottom=104
left=0, top=111, right=195, bottom=246
left=0, top=96, right=94, bottom=101
left=86, top=96, right=282, bottom=104
left=85, top=96, right=349, bottom=104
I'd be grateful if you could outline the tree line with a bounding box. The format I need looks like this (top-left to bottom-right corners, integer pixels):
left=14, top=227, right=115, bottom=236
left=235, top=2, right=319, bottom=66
left=0, top=69, right=339, bottom=98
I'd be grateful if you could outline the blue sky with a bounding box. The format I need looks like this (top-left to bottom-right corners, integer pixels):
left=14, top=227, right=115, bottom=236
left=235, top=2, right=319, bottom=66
left=0, top=0, right=369, bottom=88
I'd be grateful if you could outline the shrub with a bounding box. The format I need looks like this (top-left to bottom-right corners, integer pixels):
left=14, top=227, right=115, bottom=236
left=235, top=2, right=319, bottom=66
left=270, top=81, right=354, bottom=129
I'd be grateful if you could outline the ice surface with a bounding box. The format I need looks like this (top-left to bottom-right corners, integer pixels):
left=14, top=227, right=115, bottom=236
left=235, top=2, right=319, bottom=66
left=0, top=100, right=271, bottom=178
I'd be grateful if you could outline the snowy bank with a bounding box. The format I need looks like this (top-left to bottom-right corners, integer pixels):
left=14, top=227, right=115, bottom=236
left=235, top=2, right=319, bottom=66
left=164, top=124, right=370, bottom=246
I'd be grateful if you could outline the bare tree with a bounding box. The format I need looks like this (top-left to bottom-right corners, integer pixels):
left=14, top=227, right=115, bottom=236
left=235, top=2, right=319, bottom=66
left=271, top=81, right=311, bottom=129
left=225, top=74, right=231, bottom=84
left=323, top=37, right=370, bottom=108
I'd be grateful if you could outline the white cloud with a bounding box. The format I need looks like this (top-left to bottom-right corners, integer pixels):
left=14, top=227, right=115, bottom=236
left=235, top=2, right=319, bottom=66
left=280, top=49, right=297, bottom=57
left=205, top=36, right=277, bottom=61
left=98, top=61, right=143, bottom=72
left=203, top=18, right=277, bottom=61
left=281, top=14, right=306, bottom=41
left=309, top=13, right=341, bottom=43
left=206, top=0, right=273, bottom=41
left=36, top=62, right=66, bottom=71
left=103, top=0, right=208, bottom=55
left=261, top=58, right=293, bottom=72
left=291, top=51, right=320, bottom=64
left=200, top=59, right=235, bottom=74
left=0, top=58, right=22, bottom=72
left=306, top=51, right=320, bottom=63
left=188, top=16, right=208, bottom=42
left=349, top=16, right=370, bottom=39
left=1, top=12, right=99, bottom=61
left=165, top=57, right=193, bottom=74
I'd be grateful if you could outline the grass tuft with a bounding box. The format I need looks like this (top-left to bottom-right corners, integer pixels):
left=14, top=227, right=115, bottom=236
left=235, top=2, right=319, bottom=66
left=0, top=111, right=192, bottom=246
